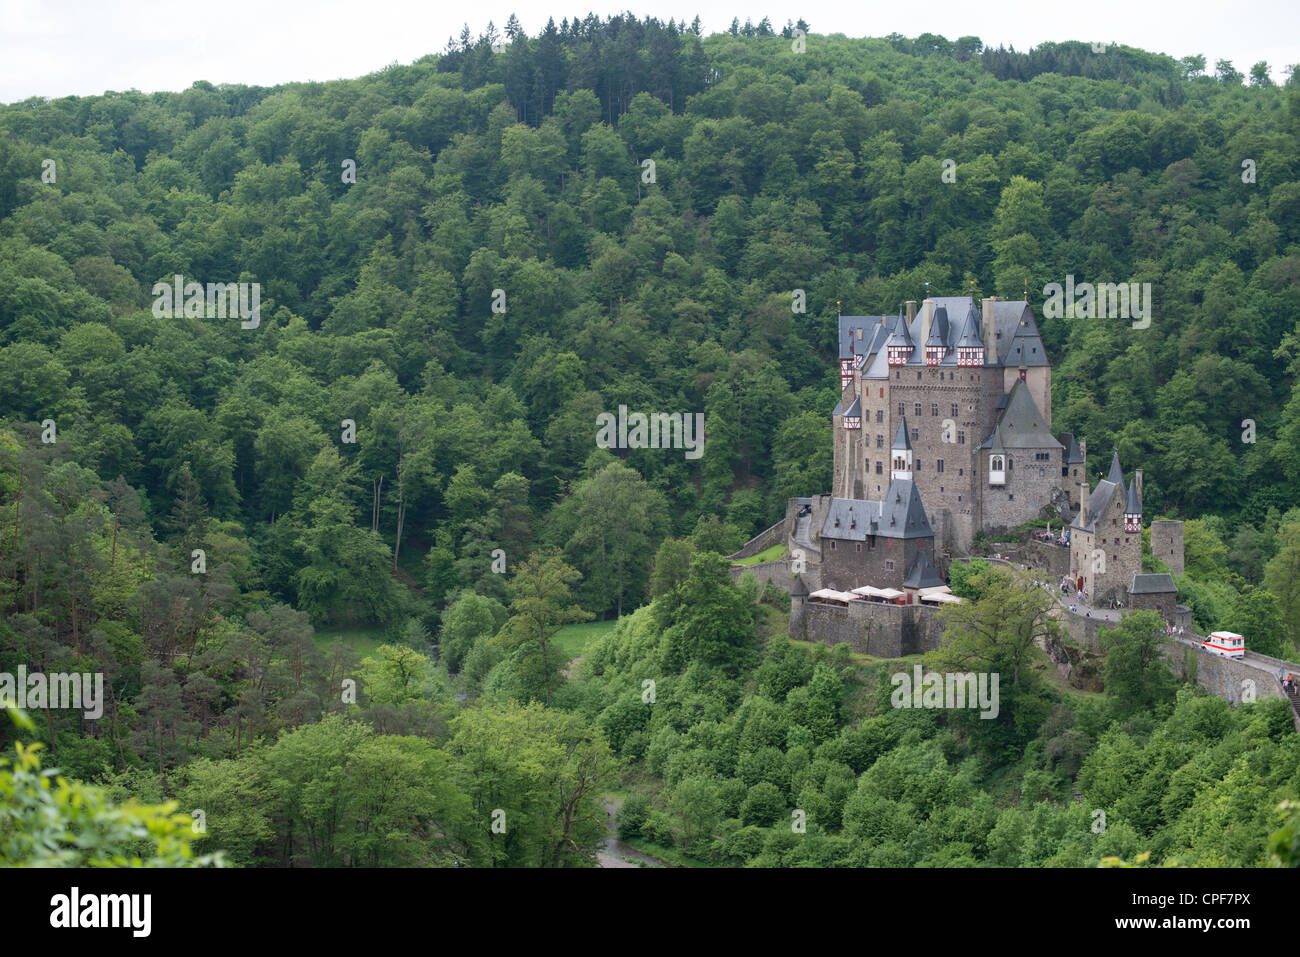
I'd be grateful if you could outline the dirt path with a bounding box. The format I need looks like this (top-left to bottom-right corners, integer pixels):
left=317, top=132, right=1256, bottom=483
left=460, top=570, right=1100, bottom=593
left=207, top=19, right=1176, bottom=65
left=596, top=797, right=669, bottom=868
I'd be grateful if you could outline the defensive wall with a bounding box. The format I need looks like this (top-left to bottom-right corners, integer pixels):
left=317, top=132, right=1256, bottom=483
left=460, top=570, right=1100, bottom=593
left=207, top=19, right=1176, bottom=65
left=790, top=596, right=946, bottom=658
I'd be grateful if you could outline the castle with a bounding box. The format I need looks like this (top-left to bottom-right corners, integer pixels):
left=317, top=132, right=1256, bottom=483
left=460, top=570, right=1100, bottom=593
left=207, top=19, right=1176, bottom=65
left=789, top=294, right=1183, bottom=604
left=729, top=293, right=1187, bottom=653
left=831, top=296, right=1083, bottom=555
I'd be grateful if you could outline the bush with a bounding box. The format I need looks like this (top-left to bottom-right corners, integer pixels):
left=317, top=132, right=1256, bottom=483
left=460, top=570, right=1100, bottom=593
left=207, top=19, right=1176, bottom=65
left=617, top=792, right=650, bottom=840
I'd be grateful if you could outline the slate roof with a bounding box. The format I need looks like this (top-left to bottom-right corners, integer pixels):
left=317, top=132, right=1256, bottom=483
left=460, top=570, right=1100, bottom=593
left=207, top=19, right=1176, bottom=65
left=844, top=396, right=861, bottom=418
left=839, top=316, right=887, bottom=359
left=1107, top=450, right=1124, bottom=485
left=954, top=305, right=984, bottom=348
left=903, top=552, right=944, bottom=590
left=979, top=381, right=1064, bottom=452
left=1130, top=573, right=1176, bottom=595
left=1073, top=479, right=1121, bottom=533
left=1125, top=478, right=1141, bottom=514
left=820, top=479, right=933, bottom=541
left=844, top=296, right=1048, bottom=375
left=791, top=574, right=810, bottom=597
left=1061, top=433, right=1085, bottom=464
left=892, top=418, right=912, bottom=451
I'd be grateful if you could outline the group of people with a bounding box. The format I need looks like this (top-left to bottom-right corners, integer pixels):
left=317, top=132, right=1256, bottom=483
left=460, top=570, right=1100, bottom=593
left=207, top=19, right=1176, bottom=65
left=1033, top=529, right=1070, bottom=547
left=1057, top=577, right=1087, bottom=605
left=1282, top=672, right=1297, bottom=694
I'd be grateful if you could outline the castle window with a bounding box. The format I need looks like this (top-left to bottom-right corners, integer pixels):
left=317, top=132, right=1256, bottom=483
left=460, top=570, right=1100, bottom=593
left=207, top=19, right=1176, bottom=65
left=886, top=560, right=894, bottom=571
left=856, top=544, right=861, bottom=552
left=916, top=460, right=921, bottom=470
left=911, top=428, right=919, bottom=442
left=958, top=431, right=966, bottom=444
left=917, top=372, right=922, bottom=380
left=879, top=388, right=884, bottom=398
left=937, top=459, right=944, bottom=473
left=1009, top=493, right=1014, bottom=500
left=1039, top=468, right=1045, bottom=477
left=876, top=410, right=884, bottom=423
left=875, top=462, right=882, bottom=474
left=989, top=454, right=1006, bottom=486
left=898, top=402, right=905, bottom=416
left=958, top=468, right=963, bottom=476
left=951, top=403, right=959, bottom=417
left=931, top=402, right=939, bottom=416
left=876, top=434, right=884, bottom=448
left=914, top=403, right=922, bottom=417
left=830, top=541, right=835, bottom=549
left=958, top=495, right=962, bottom=502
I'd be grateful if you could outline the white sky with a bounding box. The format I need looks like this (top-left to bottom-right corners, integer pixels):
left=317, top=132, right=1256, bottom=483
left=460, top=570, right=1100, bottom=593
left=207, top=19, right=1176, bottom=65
left=1, top=0, right=1297, bottom=103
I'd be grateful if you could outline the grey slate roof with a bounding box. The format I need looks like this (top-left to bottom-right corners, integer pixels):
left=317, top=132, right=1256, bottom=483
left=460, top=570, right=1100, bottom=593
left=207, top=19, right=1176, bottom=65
left=844, top=396, right=861, bottom=418
left=792, top=574, right=810, bottom=597
left=979, top=381, right=1064, bottom=452
left=839, top=316, right=887, bottom=359
left=845, top=296, right=1048, bottom=374
left=954, top=305, right=984, bottom=348
left=1073, top=479, right=1121, bottom=533
left=903, top=552, right=944, bottom=589
left=1130, top=573, right=1176, bottom=595
left=1125, top=478, right=1141, bottom=514
left=892, top=418, right=911, bottom=451
left=820, top=479, right=933, bottom=541
left=1061, top=433, right=1084, bottom=464
left=1107, top=450, right=1124, bottom=485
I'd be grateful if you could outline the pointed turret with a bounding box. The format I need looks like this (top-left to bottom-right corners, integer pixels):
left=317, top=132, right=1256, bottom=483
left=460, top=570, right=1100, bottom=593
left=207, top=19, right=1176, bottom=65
left=1107, top=449, right=1123, bottom=486
left=1124, top=474, right=1142, bottom=532
left=955, top=304, right=984, bottom=367
left=925, top=306, right=948, bottom=366
left=886, top=308, right=915, bottom=366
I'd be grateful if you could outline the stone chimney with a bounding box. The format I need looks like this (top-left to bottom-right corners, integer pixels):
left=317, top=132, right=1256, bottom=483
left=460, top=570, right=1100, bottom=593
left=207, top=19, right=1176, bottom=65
left=1078, top=479, right=1089, bottom=527
left=981, top=296, right=998, bottom=361
left=905, top=300, right=917, bottom=323
left=919, top=299, right=934, bottom=353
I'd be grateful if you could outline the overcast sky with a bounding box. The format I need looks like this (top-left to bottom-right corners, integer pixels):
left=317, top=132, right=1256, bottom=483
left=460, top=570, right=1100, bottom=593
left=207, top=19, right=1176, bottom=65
left=1, top=0, right=1297, bottom=103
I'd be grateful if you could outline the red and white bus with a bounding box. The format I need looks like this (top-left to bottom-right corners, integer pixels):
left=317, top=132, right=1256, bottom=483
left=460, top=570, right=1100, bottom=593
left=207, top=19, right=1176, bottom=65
left=1202, top=631, right=1245, bottom=660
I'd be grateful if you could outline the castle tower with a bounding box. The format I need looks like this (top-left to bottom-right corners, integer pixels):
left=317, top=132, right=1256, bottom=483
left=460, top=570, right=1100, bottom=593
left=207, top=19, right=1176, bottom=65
left=1150, top=519, right=1185, bottom=576
left=789, top=574, right=809, bottom=640
left=891, top=418, right=913, bottom=481
left=1124, top=472, right=1141, bottom=533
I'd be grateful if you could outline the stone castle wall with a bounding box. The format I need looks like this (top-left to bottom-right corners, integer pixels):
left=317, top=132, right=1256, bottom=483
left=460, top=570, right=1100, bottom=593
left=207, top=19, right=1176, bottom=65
left=981, top=447, right=1066, bottom=535
left=794, top=598, right=946, bottom=658
left=731, top=560, right=822, bottom=594
left=728, top=518, right=788, bottom=562
left=1025, top=540, right=1071, bottom=578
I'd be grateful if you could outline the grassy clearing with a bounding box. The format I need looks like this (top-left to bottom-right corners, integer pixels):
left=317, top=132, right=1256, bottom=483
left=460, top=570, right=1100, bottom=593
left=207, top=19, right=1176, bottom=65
left=313, top=626, right=387, bottom=658
left=733, top=543, right=788, bottom=566
left=553, top=619, right=620, bottom=662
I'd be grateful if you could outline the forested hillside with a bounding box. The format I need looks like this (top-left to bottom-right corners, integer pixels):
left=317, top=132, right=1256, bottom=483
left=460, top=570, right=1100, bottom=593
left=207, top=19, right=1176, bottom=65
left=2, top=17, right=1300, bottom=867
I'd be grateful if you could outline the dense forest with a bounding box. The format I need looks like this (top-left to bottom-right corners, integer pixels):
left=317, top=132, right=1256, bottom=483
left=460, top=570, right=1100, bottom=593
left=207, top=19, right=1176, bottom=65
left=2, top=16, right=1300, bottom=867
